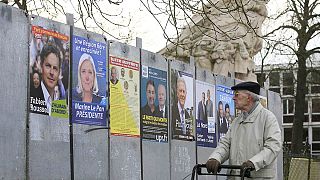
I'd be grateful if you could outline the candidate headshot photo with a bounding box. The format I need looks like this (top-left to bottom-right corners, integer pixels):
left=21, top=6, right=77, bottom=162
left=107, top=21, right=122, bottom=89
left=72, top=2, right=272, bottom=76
left=121, top=67, right=125, bottom=78
left=172, top=77, right=191, bottom=136
left=141, top=80, right=158, bottom=116
left=30, top=44, right=63, bottom=115
left=157, top=84, right=167, bottom=118
left=129, top=69, right=133, bottom=79
left=73, top=53, right=101, bottom=104
left=110, top=66, right=119, bottom=85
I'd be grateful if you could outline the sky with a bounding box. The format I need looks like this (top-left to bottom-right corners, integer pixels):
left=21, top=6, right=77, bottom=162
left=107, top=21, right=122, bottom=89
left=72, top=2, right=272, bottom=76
left=28, top=0, right=319, bottom=64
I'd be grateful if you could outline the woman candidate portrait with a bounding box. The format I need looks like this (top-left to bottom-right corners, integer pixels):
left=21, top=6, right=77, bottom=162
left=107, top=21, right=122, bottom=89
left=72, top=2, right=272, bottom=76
left=73, top=53, right=102, bottom=104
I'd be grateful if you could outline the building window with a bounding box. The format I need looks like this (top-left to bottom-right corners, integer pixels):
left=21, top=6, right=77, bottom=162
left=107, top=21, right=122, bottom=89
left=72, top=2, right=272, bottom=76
left=283, top=98, right=295, bottom=114
left=269, top=72, right=280, bottom=86
left=311, top=85, right=320, bottom=94
left=313, top=127, right=320, bottom=141
left=312, top=114, right=320, bottom=122
left=312, top=143, right=320, bottom=152
left=283, top=87, right=294, bottom=95
left=284, top=127, right=308, bottom=143
left=304, top=114, right=309, bottom=122
left=283, top=115, right=293, bottom=123
left=283, top=72, right=294, bottom=86
left=312, top=99, right=320, bottom=113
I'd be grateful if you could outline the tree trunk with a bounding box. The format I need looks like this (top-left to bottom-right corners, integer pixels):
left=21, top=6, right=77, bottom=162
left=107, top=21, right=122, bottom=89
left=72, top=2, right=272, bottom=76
left=291, top=54, right=307, bottom=155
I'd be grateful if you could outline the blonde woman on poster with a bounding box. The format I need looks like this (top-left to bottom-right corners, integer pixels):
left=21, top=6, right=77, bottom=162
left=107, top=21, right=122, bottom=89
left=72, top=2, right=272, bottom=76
left=73, top=53, right=102, bottom=104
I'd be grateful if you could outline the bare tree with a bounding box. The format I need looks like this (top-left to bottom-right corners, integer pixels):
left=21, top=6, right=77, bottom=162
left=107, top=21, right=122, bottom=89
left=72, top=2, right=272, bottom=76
left=262, top=0, right=320, bottom=154
left=2, top=0, right=134, bottom=41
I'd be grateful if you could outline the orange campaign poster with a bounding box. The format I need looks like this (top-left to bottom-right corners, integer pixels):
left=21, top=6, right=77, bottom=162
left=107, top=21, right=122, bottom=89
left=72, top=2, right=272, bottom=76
left=29, top=25, right=69, bottom=118
left=109, top=56, right=140, bottom=137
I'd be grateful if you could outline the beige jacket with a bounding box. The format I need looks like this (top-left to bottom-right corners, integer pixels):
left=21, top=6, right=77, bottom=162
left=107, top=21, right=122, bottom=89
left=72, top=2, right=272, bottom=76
left=209, top=103, right=282, bottom=179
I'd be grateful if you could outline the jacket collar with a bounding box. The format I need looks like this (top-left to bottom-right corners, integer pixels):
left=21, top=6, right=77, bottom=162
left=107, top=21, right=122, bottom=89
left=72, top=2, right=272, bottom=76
left=240, top=103, right=263, bottom=123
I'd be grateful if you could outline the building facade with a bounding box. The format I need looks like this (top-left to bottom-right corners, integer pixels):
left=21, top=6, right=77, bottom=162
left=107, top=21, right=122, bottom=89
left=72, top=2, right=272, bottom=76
left=255, top=64, right=320, bottom=156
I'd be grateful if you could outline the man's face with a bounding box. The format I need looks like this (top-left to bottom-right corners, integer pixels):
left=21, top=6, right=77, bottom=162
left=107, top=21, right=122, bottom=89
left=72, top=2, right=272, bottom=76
left=41, top=53, right=60, bottom=93
left=202, top=93, right=205, bottom=102
left=121, top=68, right=125, bottom=77
left=158, top=85, right=166, bottom=106
left=207, top=90, right=210, bottom=100
left=218, top=104, right=224, bottom=117
left=233, top=90, right=249, bottom=110
left=80, top=60, right=94, bottom=93
left=111, top=68, right=117, bottom=80
left=177, top=81, right=186, bottom=108
left=146, top=84, right=155, bottom=106
left=225, top=107, right=230, bottom=117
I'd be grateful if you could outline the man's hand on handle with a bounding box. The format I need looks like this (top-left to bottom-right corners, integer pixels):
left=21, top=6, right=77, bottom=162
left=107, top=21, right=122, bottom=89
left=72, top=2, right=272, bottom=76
left=241, top=160, right=255, bottom=171
left=205, top=158, right=221, bottom=174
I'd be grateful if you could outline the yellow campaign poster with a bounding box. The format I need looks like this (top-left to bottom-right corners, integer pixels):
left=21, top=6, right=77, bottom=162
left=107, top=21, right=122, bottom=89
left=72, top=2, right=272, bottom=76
left=109, top=56, right=140, bottom=137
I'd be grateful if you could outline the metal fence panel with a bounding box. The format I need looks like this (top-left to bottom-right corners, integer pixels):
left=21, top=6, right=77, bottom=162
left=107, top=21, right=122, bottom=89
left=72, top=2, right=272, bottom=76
left=268, top=90, right=284, bottom=180
left=215, top=75, right=234, bottom=180
left=109, top=41, right=141, bottom=180
left=196, top=68, right=216, bottom=180
left=72, top=27, right=109, bottom=180
left=141, top=49, right=170, bottom=180
left=0, top=4, right=28, bottom=179
left=28, top=16, right=71, bottom=179
left=170, top=59, right=196, bottom=180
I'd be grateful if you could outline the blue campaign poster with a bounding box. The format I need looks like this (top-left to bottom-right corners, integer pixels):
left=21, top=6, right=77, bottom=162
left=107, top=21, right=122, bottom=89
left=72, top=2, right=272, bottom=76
left=141, top=66, right=168, bottom=142
left=216, top=85, right=235, bottom=140
left=196, top=80, right=217, bottom=148
left=71, top=35, right=107, bottom=126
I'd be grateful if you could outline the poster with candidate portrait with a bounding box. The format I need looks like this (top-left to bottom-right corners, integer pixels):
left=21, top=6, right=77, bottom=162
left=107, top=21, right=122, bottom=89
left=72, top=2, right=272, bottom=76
left=216, top=85, right=235, bottom=140
left=29, top=25, right=69, bottom=118
left=196, top=80, right=217, bottom=148
left=141, top=66, right=168, bottom=143
left=71, top=35, right=107, bottom=126
left=109, top=56, right=140, bottom=137
left=171, top=70, right=194, bottom=141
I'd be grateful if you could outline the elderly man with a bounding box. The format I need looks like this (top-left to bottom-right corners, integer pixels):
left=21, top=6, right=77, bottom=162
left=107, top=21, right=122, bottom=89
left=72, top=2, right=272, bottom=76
left=157, top=84, right=167, bottom=118
left=206, top=81, right=282, bottom=179
left=110, top=66, right=119, bottom=85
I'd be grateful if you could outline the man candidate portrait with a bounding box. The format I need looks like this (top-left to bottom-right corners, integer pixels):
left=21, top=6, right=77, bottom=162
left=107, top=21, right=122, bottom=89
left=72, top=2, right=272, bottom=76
left=141, top=80, right=158, bottom=116
left=32, top=44, right=62, bottom=115
left=172, top=77, right=192, bottom=136
left=197, top=92, right=207, bottom=121
left=157, top=84, right=167, bottom=118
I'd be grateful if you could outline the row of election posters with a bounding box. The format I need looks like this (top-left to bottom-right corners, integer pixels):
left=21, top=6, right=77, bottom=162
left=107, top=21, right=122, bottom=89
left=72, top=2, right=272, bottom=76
left=28, top=25, right=265, bottom=147
left=29, top=25, right=107, bottom=126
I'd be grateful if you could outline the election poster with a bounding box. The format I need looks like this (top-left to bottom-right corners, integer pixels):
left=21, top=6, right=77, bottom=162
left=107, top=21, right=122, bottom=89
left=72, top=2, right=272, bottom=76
left=216, top=85, right=235, bottom=140
left=171, top=70, right=194, bottom=141
left=109, top=56, right=140, bottom=137
left=196, top=80, right=217, bottom=148
left=29, top=25, right=69, bottom=118
left=71, top=35, right=107, bottom=126
left=141, top=66, right=168, bottom=143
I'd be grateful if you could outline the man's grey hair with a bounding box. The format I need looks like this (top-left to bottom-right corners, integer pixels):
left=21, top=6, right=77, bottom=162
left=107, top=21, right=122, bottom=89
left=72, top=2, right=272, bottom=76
left=245, top=90, right=260, bottom=102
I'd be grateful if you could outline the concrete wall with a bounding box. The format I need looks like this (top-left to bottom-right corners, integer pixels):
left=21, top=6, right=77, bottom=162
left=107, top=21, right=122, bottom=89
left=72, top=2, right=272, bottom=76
left=0, top=3, right=283, bottom=180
